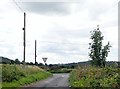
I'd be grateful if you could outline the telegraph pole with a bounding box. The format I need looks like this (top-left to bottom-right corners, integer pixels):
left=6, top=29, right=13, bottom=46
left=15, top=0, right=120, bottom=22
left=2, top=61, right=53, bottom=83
left=35, top=40, right=37, bottom=65
left=23, top=12, right=26, bottom=66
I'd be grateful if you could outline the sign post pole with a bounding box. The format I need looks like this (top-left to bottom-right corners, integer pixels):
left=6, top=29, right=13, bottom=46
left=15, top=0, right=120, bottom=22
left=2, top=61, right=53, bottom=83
left=42, top=57, right=48, bottom=70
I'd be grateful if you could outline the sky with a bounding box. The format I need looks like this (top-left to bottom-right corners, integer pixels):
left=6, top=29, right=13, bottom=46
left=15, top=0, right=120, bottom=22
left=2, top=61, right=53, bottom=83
left=0, top=0, right=119, bottom=64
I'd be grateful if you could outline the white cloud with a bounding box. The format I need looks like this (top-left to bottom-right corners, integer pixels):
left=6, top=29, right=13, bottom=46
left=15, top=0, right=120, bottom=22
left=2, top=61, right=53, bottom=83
left=0, top=0, right=118, bottom=64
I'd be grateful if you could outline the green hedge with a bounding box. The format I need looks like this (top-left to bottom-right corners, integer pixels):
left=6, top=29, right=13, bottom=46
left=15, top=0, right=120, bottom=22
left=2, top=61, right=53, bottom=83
left=2, top=64, right=44, bottom=82
left=1, top=64, right=52, bottom=88
left=69, top=66, right=120, bottom=88
left=49, top=68, right=73, bottom=73
left=2, top=71, right=52, bottom=88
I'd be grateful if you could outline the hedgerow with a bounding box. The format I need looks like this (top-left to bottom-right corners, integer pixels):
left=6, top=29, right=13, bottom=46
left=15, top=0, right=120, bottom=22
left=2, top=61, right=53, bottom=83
left=2, top=64, right=43, bottom=82
left=69, top=66, right=120, bottom=88
left=1, top=64, right=52, bottom=88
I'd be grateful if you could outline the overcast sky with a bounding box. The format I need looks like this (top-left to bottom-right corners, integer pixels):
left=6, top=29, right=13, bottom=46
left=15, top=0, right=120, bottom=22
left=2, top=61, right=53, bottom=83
left=0, top=0, right=119, bottom=64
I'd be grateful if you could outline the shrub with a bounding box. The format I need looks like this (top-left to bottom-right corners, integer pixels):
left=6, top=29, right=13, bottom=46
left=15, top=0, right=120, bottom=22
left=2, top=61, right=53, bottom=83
left=2, top=64, right=43, bottom=82
left=69, top=66, right=120, bottom=88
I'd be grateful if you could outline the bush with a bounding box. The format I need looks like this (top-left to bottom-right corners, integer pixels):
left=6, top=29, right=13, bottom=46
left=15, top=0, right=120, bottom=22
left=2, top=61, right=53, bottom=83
left=69, top=66, right=120, bottom=88
left=2, top=64, right=43, bottom=82
left=48, top=68, right=73, bottom=73
left=2, top=64, right=52, bottom=88
left=2, top=71, right=52, bottom=88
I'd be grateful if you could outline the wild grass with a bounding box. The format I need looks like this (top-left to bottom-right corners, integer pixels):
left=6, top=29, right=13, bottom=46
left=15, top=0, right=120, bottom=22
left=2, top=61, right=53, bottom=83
left=69, top=66, right=120, bottom=88
left=1, top=64, right=52, bottom=88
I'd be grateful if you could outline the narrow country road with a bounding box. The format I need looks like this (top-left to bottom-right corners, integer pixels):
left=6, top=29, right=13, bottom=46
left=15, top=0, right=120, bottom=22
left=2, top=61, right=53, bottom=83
left=21, top=73, right=70, bottom=89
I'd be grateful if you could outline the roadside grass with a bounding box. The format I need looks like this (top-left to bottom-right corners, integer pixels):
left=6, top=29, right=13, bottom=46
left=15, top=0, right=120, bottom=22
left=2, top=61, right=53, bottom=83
left=2, top=71, right=52, bottom=88
left=69, top=66, right=120, bottom=88
left=2, top=64, right=43, bottom=82
left=1, top=64, right=52, bottom=88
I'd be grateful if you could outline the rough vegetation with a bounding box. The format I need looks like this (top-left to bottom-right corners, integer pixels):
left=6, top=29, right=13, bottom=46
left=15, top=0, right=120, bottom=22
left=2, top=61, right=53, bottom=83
left=1, top=64, right=52, bottom=88
left=69, top=66, right=120, bottom=88
left=69, top=26, right=120, bottom=88
left=48, top=68, right=73, bottom=73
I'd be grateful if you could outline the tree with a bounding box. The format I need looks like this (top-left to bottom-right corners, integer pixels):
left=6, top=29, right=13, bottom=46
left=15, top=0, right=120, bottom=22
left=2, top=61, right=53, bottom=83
left=10, top=60, right=15, bottom=64
left=29, top=62, right=34, bottom=65
left=21, top=60, right=24, bottom=64
left=89, top=25, right=111, bottom=67
left=15, top=59, right=21, bottom=64
left=26, top=62, right=30, bottom=65
left=38, top=63, right=44, bottom=66
left=45, top=63, right=47, bottom=66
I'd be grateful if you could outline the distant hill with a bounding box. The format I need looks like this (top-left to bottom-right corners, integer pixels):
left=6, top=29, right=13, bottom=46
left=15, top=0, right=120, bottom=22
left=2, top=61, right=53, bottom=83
left=0, top=56, right=119, bottom=68
left=48, top=61, right=119, bottom=68
left=0, top=56, right=15, bottom=64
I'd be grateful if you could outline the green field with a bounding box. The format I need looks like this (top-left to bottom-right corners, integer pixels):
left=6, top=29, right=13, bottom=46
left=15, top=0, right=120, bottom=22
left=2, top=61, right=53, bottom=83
left=1, top=64, right=52, bottom=88
left=69, top=66, right=120, bottom=88
left=48, top=68, right=73, bottom=73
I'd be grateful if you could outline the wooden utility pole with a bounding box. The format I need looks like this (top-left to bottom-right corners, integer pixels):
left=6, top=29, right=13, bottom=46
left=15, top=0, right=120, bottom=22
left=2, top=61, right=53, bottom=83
left=23, top=12, right=26, bottom=66
left=118, top=2, right=120, bottom=68
left=35, top=40, right=37, bottom=65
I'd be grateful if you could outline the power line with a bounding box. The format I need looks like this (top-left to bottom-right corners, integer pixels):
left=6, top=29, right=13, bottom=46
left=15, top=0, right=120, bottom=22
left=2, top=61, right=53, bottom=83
left=12, top=0, right=24, bottom=12
left=38, top=40, right=89, bottom=45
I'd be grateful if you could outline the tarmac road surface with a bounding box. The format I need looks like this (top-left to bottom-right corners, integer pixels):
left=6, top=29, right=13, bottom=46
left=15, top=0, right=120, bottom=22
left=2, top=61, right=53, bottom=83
left=21, top=73, right=70, bottom=89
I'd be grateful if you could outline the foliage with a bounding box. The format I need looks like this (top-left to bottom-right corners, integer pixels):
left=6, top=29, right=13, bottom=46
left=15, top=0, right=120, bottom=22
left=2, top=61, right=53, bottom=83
left=89, top=26, right=111, bottom=67
left=2, top=64, right=43, bottom=82
left=1, top=64, right=52, bottom=88
left=48, top=64, right=74, bottom=73
left=2, top=71, right=52, bottom=88
left=48, top=68, right=73, bottom=73
left=14, top=59, right=21, bottom=64
left=69, top=66, right=120, bottom=88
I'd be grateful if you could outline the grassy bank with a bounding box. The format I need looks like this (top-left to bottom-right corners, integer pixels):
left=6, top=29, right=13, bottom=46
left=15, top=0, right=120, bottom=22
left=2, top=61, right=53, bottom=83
left=1, top=64, right=52, bottom=88
left=69, top=66, right=120, bottom=88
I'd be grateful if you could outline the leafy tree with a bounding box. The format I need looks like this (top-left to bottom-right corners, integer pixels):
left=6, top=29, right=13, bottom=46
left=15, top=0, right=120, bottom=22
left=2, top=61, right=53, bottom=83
left=15, top=59, right=21, bottom=64
left=21, top=60, right=24, bottom=64
left=10, top=60, right=15, bottom=64
left=89, top=25, right=111, bottom=67
left=118, top=62, right=120, bottom=68
left=26, top=62, right=30, bottom=65
left=38, top=63, right=44, bottom=66
left=45, top=63, right=47, bottom=66
left=29, top=62, right=34, bottom=65
left=35, top=62, right=38, bottom=65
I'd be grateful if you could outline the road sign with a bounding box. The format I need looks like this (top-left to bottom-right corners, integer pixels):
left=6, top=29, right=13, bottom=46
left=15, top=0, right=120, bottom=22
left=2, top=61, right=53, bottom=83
left=42, top=58, right=47, bottom=63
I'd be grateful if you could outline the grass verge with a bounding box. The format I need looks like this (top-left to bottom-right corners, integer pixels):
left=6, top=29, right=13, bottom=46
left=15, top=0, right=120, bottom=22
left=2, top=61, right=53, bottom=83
left=1, top=64, right=52, bottom=89
left=69, top=66, right=120, bottom=88
left=2, top=71, right=52, bottom=88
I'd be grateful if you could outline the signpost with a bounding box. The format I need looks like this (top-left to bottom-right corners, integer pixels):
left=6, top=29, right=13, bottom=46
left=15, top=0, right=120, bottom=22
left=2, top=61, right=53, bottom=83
left=42, top=57, right=47, bottom=63
left=42, top=57, right=48, bottom=70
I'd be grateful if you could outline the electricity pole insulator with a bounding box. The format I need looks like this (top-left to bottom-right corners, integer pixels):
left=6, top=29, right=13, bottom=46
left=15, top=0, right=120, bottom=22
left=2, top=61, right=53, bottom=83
left=97, top=25, right=99, bottom=30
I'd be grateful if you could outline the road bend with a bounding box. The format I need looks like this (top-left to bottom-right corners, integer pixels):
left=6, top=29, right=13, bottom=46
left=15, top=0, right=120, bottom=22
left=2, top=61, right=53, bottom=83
left=21, top=73, right=70, bottom=89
